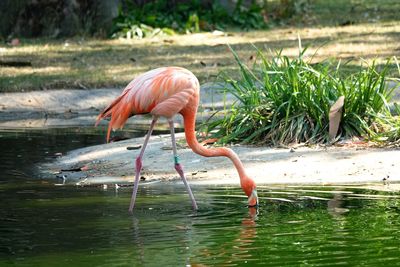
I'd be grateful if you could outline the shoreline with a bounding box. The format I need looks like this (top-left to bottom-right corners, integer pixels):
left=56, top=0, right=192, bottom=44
left=0, top=84, right=398, bottom=187
left=38, top=132, right=400, bottom=188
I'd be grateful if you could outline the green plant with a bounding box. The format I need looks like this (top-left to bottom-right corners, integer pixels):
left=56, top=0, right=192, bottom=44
left=111, top=0, right=268, bottom=39
left=111, top=1, right=176, bottom=39
left=276, top=0, right=311, bottom=19
left=204, top=46, right=399, bottom=146
left=232, top=0, right=266, bottom=29
left=372, top=113, right=400, bottom=146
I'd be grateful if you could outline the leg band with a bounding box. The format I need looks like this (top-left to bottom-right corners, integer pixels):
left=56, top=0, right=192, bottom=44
left=174, top=155, right=180, bottom=165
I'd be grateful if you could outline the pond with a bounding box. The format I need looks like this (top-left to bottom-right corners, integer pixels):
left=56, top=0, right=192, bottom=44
left=1, top=127, right=400, bottom=266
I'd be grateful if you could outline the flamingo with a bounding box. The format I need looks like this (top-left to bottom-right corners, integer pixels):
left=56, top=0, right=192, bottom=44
left=96, top=67, right=258, bottom=212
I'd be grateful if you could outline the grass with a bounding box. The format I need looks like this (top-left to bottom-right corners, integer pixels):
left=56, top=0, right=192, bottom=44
left=0, top=0, right=400, bottom=92
left=308, top=0, right=400, bottom=25
left=202, top=45, right=400, bottom=146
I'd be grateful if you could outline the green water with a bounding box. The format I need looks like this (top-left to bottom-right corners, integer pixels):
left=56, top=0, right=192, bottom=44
left=1, top=128, right=400, bottom=266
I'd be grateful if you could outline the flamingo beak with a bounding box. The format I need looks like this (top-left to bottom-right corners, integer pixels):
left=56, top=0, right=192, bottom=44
left=248, top=189, right=258, bottom=207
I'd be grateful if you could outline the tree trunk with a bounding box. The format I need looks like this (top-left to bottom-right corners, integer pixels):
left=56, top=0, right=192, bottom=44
left=0, top=0, right=121, bottom=38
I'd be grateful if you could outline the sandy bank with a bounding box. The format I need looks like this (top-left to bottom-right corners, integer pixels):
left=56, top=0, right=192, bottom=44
left=38, top=132, right=400, bottom=187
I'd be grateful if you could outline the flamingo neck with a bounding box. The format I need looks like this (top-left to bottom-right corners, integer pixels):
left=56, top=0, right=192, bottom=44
left=182, top=109, right=248, bottom=183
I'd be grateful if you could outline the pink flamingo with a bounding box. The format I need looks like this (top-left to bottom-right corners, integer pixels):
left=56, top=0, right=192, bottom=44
left=96, top=67, right=258, bottom=212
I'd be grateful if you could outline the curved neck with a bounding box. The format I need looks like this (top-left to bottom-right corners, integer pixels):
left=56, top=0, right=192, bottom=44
left=182, top=109, right=248, bottom=181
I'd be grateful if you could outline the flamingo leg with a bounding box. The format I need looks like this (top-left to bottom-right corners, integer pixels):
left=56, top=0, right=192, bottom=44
left=168, top=119, right=198, bottom=210
left=129, top=117, right=158, bottom=212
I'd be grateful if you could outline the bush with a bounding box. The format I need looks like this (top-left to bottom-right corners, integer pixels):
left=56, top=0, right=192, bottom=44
left=204, top=45, right=400, bottom=146
left=111, top=0, right=267, bottom=39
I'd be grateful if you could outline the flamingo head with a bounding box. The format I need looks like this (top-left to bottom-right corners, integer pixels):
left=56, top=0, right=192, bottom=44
left=241, top=177, right=258, bottom=207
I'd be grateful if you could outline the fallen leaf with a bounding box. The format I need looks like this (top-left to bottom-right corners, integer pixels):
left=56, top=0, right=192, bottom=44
left=127, top=145, right=142, bottom=150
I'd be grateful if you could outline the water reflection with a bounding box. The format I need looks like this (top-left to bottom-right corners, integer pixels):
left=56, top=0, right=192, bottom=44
left=188, top=207, right=257, bottom=266
left=232, top=207, right=258, bottom=262
left=327, top=192, right=349, bottom=217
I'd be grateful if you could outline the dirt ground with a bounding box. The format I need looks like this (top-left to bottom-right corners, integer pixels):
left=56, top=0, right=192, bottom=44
left=1, top=21, right=399, bottom=92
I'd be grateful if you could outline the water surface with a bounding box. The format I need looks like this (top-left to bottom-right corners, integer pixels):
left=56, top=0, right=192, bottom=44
left=1, top=128, right=400, bottom=266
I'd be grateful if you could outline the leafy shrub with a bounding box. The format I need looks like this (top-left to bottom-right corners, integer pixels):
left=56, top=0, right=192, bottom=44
left=111, top=1, right=177, bottom=39
left=204, top=46, right=400, bottom=146
left=275, top=0, right=311, bottom=20
left=111, top=0, right=268, bottom=39
left=231, top=0, right=266, bottom=30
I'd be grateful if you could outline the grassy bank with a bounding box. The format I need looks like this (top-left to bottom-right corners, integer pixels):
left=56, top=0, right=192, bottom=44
left=1, top=20, right=399, bottom=92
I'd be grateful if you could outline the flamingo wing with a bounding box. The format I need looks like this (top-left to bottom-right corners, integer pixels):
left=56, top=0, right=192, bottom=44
left=150, top=85, right=197, bottom=118
left=96, top=67, right=199, bottom=142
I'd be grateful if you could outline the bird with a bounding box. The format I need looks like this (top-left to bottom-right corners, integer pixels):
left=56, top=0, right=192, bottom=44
left=96, top=67, right=258, bottom=212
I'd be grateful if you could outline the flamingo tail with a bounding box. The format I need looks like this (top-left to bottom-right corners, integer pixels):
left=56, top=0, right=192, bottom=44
left=95, top=90, right=133, bottom=142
